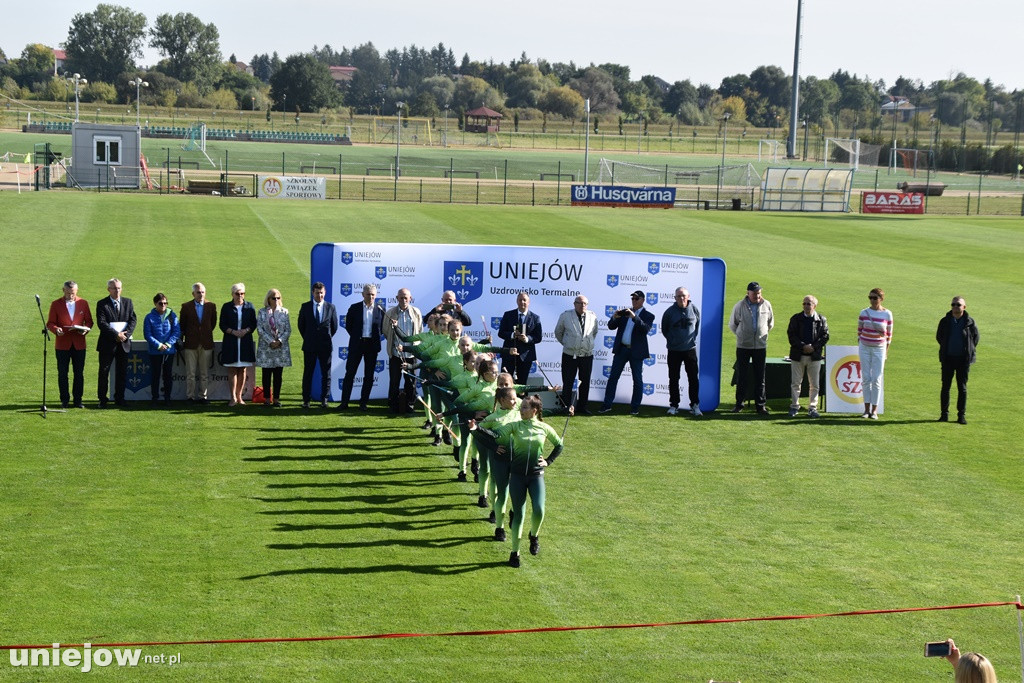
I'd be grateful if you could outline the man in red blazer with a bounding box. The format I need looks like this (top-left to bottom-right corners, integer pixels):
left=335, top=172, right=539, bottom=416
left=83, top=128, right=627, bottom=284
left=46, top=280, right=94, bottom=408
left=178, top=282, right=218, bottom=403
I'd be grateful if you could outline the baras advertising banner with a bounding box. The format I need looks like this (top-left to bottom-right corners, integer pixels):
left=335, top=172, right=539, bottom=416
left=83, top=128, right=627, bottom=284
left=310, top=243, right=726, bottom=411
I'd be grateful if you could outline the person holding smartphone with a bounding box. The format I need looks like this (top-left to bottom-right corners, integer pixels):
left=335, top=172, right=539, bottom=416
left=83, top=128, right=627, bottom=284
left=929, top=639, right=997, bottom=682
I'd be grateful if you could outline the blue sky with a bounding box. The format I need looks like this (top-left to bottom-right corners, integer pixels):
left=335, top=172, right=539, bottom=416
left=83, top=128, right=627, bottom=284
left=4, top=1, right=1022, bottom=91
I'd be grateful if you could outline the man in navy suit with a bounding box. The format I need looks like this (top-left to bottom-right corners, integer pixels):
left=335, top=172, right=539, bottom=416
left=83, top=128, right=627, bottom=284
left=497, top=292, right=542, bottom=384
left=600, top=290, right=656, bottom=415
left=297, top=282, right=339, bottom=408
left=95, top=278, right=137, bottom=407
left=340, top=283, right=385, bottom=410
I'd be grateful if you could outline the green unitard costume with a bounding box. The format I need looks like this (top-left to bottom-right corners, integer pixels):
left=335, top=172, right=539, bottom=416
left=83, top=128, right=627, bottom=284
left=476, top=399, right=521, bottom=528
left=486, top=418, right=564, bottom=554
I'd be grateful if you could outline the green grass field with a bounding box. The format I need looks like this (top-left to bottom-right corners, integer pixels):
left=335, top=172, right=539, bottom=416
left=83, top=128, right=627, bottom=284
left=1, top=194, right=1022, bottom=681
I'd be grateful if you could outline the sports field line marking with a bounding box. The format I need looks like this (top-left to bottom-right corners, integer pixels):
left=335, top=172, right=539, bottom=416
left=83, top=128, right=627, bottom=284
left=246, top=203, right=308, bottom=276
left=2, top=600, right=1019, bottom=650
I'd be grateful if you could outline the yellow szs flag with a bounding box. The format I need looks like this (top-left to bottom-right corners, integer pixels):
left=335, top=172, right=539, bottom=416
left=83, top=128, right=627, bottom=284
left=24, top=153, right=31, bottom=164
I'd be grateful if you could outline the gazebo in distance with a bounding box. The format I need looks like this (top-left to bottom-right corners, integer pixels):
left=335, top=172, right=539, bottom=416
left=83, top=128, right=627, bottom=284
left=464, top=106, right=503, bottom=133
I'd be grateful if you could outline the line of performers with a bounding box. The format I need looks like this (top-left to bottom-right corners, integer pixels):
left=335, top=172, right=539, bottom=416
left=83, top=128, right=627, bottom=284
left=393, top=313, right=566, bottom=569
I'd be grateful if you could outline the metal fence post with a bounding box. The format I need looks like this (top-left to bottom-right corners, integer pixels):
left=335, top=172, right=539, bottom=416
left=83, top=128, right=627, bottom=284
left=449, top=158, right=454, bottom=203
left=503, top=159, right=508, bottom=204
left=338, top=154, right=343, bottom=200
left=281, top=152, right=285, bottom=175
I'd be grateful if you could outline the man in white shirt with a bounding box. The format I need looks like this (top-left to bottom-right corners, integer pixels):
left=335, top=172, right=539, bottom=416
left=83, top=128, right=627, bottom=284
left=553, top=294, right=598, bottom=415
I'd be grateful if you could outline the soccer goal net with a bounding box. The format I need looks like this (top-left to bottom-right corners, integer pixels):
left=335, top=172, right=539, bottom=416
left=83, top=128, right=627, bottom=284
left=596, top=158, right=761, bottom=188
left=825, top=138, right=882, bottom=170
left=888, top=147, right=933, bottom=176
left=758, top=140, right=781, bottom=163
left=372, top=117, right=433, bottom=146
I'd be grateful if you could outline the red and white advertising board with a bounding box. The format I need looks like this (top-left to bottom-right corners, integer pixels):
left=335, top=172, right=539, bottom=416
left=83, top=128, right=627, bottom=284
left=861, top=191, right=924, bottom=214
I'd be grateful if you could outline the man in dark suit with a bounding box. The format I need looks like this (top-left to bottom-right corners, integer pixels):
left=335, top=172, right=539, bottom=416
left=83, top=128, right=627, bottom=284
left=178, top=282, right=218, bottom=404
left=340, top=283, right=385, bottom=410
left=600, top=290, right=656, bottom=415
left=497, top=292, right=542, bottom=384
left=95, top=278, right=137, bottom=407
left=297, top=282, right=339, bottom=408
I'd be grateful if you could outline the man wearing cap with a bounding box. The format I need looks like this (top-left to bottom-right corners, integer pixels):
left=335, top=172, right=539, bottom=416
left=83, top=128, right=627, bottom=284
left=729, top=282, right=774, bottom=415
left=936, top=296, right=979, bottom=425
left=600, top=290, right=656, bottom=416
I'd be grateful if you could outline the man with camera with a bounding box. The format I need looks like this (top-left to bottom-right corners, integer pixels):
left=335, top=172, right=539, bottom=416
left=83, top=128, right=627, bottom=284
left=599, top=290, right=655, bottom=416
left=424, top=290, right=471, bottom=329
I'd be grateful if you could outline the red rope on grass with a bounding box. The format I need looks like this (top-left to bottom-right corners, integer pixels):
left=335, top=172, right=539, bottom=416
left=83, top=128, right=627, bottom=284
left=2, top=600, right=1020, bottom=650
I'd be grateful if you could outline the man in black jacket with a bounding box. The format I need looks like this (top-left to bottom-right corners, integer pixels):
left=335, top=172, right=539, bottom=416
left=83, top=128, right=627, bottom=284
left=786, top=295, right=829, bottom=418
left=95, top=278, right=137, bottom=407
left=936, top=296, right=980, bottom=425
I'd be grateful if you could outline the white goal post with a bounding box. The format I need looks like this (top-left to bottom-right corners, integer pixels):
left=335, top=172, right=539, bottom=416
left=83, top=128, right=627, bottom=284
left=758, top=140, right=781, bottom=163
left=888, top=147, right=933, bottom=176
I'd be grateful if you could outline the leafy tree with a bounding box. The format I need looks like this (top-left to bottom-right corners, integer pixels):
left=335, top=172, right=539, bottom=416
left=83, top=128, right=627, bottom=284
left=800, top=76, right=840, bottom=124
left=749, top=65, right=790, bottom=110
left=63, top=4, right=147, bottom=84
left=718, top=95, right=747, bottom=123
left=539, top=85, right=584, bottom=120
left=663, top=79, right=698, bottom=117
left=214, top=64, right=267, bottom=111
left=344, top=42, right=389, bottom=113
left=203, top=87, right=238, bottom=110
left=418, top=75, right=455, bottom=110
left=149, top=12, right=221, bottom=93
left=250, top=53, right=276, bottom=83
left=452, top=75, right=502, bottom=112
left=568, top=67, right=620, bottom=115
left=1, top=76, right=22, bottom=99
left=550, top=61, right=581, bottom=85
left=269, top=54, right=339, bottom=113
left=429, top=43, right=456, bottom=76
left=82, top=80, right=117, bottom=103
left=410, top=91, right=439, bottom=117
left=17, top=44, right=55, bottom=88
left=504, top=63, right=549, bottom=108
left=718, top=73, right=750, bottom=99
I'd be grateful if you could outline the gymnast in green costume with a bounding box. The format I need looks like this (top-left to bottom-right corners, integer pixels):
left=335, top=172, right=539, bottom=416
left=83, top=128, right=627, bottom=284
left=474, top=387, right=521, bottom=540
left=476, top=394, right=563, bottom=568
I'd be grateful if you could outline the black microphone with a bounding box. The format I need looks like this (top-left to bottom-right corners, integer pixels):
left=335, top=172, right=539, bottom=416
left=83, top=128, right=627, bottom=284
left=35, top=294, right=41, bottom=305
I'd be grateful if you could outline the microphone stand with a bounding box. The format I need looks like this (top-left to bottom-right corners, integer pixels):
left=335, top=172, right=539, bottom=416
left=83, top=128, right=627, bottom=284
left=35, top=294, right=64, bottom=417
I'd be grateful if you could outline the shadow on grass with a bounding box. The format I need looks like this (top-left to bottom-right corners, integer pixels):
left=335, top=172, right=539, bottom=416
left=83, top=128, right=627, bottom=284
left=266, top=534, right=486, bottom=551
left=251, top=492, right=458, bottom=504
left=259, top=502, right=473, bottom=516
left=271, top=518, right=478, bottom=532
left=239, top=560, right=506, bottom=580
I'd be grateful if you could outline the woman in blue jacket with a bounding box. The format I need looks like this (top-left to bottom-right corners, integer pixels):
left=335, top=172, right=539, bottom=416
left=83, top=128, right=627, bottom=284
left=143, top=292, right=180, bottom=405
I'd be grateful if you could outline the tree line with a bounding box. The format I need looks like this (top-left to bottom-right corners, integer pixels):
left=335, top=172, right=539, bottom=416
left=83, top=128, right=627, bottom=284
left=1, top=2, right=1022, bottom=144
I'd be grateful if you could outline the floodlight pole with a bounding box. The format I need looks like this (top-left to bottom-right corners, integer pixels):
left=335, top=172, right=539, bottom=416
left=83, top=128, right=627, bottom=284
left=721, top=112, right=731, bottom=171
left=395, top=101, right=403, bottom=200
left=787, top=0, right=803, bottom=158
left=443, top=102, right=449, bottom=148
left=67, top=73, right=87, bottom=123
left=584, top=99, right=591, bottom=185
left=128, top=77, right=148, bottom=128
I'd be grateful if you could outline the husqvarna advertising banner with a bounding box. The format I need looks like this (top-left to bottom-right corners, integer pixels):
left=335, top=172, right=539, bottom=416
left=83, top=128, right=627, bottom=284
left=310, top=243, right=725, bottom=410
left=571, top=184, right=676, bottom=208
